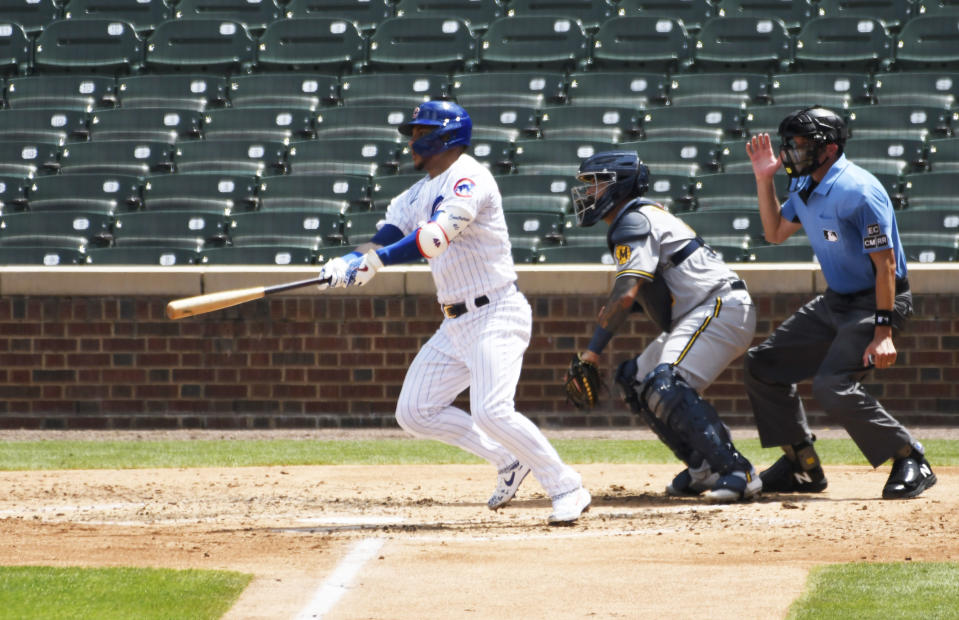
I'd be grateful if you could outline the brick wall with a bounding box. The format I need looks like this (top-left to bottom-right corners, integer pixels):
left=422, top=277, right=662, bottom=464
left=1, top=290, right=956, bottom=430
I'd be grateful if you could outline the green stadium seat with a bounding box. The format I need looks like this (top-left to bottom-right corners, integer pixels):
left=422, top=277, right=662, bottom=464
left=394, top=0, right=503, bottom=33
left=590, top=17, right=692, bottom=73
left=0, top=141, right=60, bottom=177
left=927, top=137, right=959, bottom=171
left=719, top=139, right=757, bottom=173
left=173, top=140, right=286, bottom=176
left=256, top=18, right=366, bottom=74
left=747, top=240, right=818, bottom=263
left=504, top=210, right=565, bottom=247
left=643, top=172, right=696, bottom=212
left=464, top=104, right=540, bottom=141
left=63, top=0, right=171, bottom=34
left=6, top=75, right=117, bottom=112
left=0, top=109, right=89, bottom=145
left=897, top=207, right=959, bottom=235
left=89, top=108, right=203, bottom=143
left=462, top=139, right=514, bottom=174
left=677, top=209, right=764, bottom=249
left=507, top=0, right=614, bottom=32
left=512, top=139, right=615, bottom=175
left=315, top=105, right=410, bottom=140
left=143, top=173, right=257, bottom=214
left=903, top=171, right=959, bottom=209
left=539, top=104, right=643, bottom=142
left=60, top=140, right=173, bottom=177
left=847, top=104, right=955, bottom=141
left=794, top=16, right=894, bottom=72
left=0, top=0, right=59, bottom=34
left=371, top=173, right=425, bottom=210
left=283, top=0, right=393, bottom=33
left=692, top=173, right=761, bottom=211
left=198, top=244, right=317, bottom=265
left=535, top=240, right=614, bottom=265
left=287, top=138, right=401, bottom=176
left=873, top=71, right=959, bottom=107
left=0, top=174, right=26, bottom=213
left=0, top=23, right=31, bottom=76
left=116, top=74, right=228, bottom=112
left=203, top=107, right=315, bottom=143
left=815, top=0, right=912, bottom=31
left=895, top=15, right=959, bottom=70
left=369, top=16, right=477, bottom=73
left=497, top=173, right=574, bottom=215
left=842, top=137, right=927, bottom=175
left=511, top=246, right=541, bottom=264
left=0, top=246, right=87, bottom=266
left=451, top=71, right=565, bottom=108
left=667, top=72, right=768, bottom=107
left=479, top=15, right=589, bottom=72
left=745, top=103, right=812, bottom=137
left=228, top=73, right=338, bottom=110
left=113, top=210, right=229, bottom=250
left=35, top=19, right=143, bottom=74
left=340, top=73, right=448, bottom=107
left=85, top=246, right=199, bottom=266
left=25, top=173, right=141, bottom=213
left=620, top=138, right=718, bottom=177
left=0, top=210, right=113, bottom=249
left=146, top=18, right=256, bottom=73
left=694, top=17, right=792, bottom=72
left=899, top=232, right=958, bottom=262
left=566, top=71, right=668, bottom=108
left=767, top=72, right=873, bottom=108
left=258, top=173, right=371, bottom=214
left=228, top=210, right=343, bottom=246
left=174, top=0, right=282, bottom=32
left=343, top=211, right=388, bottom=244
left=641, top=106, right=744, bottom=141
left=714, top=0, right=814, bottom=33
left=915, top=0, right=959, bottom=16
left=616, top=0, right=714, bottom=33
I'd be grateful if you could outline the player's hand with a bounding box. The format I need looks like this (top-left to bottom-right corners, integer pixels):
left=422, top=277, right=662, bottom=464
left=318, top=256, right=350, bottom=289
left=745, top=133, right=783, bottom=181
left=344, top=250, right=383, bottom=287
left=863, top=332, right=897, bottom=369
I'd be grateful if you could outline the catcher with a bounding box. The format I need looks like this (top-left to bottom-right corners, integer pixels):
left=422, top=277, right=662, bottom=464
left=564, top=150, right=761, bottom=501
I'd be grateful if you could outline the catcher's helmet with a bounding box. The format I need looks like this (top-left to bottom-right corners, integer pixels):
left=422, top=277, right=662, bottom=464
left=399, top=100, right=471, bottom=158
left=777, top=106, right=848, bottom=178
left=571, top=150, right=650, bottom=227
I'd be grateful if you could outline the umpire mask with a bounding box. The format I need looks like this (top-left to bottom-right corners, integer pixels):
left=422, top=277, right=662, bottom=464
left=778, top=106, right=848, bottom=178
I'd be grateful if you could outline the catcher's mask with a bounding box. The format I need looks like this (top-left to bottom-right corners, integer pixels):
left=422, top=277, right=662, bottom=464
left=571, top=150, right=650, bottom=227
left=778, top=106, right=848, bottom=178
left=399, top=100, right=472, bottom=159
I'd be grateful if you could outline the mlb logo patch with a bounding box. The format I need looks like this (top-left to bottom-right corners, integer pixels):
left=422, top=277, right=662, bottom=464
left=453, top=177, right=475, bottom=198
left=823, top=229, right=839, bottom=242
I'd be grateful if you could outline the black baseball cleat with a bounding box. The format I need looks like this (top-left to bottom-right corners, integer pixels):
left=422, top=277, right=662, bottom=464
left=882, top=451, right=937, bottom=499
left=759, top=454, right=828, bottom=493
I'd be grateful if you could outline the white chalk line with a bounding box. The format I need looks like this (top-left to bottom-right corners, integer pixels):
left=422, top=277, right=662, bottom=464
left=293, top=537, right=385, bottom=620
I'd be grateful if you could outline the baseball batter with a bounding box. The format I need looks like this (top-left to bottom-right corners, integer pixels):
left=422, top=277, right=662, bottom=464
left=319, top=101, right=590, bottom=524
left=568, top=150, right=761, bottom=502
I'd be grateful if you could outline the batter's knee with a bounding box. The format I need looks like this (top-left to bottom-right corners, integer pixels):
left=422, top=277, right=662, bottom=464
left=395, top=394, right=429, bottom=434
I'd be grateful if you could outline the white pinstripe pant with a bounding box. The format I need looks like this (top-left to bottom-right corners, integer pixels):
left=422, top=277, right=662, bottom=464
left=395, top=289, right=582, bottom=498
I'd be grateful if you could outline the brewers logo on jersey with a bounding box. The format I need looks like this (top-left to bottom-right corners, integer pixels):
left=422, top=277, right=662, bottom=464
left=615, top=244, right=631, bottom=265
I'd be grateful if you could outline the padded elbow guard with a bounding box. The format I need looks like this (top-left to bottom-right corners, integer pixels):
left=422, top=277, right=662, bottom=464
left=415, top=202, right=473, bottom=259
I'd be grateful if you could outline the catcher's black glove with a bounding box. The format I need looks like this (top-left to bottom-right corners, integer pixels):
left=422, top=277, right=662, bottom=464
left=564, top=353, right=602, bottom=410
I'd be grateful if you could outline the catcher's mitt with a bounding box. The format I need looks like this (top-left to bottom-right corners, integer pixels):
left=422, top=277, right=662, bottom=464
left=564, top=354, right=602, bottom=410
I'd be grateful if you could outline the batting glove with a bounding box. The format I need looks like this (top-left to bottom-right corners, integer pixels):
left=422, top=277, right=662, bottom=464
left=318, top=256, right=350, bottom=289
left=344, top=250, right=383, bottom=287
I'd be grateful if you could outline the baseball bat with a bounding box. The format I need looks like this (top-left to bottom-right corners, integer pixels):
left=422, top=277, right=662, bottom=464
left=166, top=276, right=332, bottom=320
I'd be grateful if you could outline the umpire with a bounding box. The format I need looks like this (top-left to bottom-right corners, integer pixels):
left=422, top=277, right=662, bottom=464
left=744, top=106, right=936, bottom=499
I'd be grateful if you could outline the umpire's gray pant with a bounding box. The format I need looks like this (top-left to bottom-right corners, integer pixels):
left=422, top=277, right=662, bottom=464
left=743, top=286, right=915, bottom=467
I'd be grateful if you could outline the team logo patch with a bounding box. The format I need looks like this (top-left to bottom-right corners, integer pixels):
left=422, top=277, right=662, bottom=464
left=615, top=244, right=631, bottom=265
left=412, top=106, right=420, bottom=119
left=823, top=229, right=839, bottom=242
left=453, top=178, right=475, bottom=198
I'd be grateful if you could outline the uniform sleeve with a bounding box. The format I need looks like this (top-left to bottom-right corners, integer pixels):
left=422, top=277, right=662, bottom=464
left=441, top=174, right=487, bottom=220
left=384, top=188, right=415, bottom=235
left=781, top=196, right=798, bottom=223
left=609, top=210, right=658, bottom=281
left=857, top=182, right=895, bottom=254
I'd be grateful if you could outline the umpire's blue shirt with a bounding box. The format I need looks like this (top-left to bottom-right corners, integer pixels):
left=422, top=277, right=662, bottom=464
left=781, top=154, right=908, bottom=294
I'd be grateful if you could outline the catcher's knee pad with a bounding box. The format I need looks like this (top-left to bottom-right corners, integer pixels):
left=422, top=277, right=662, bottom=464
left=640, top=363, right=750, bottom=476
left=616, top=359, right=693, bottom=463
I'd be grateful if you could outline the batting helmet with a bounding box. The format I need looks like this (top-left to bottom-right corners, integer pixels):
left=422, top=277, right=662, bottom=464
left=571, top=150, right=650, bottom=227
left=399, top=100, right=472, bottom=158
left=777, top=106, right=849, bottom=178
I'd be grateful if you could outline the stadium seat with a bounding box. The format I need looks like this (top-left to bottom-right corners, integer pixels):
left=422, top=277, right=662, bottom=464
left=621, top=138, right=722, bottom=177
left=228, top=73, right=338, bottom=110
left=35, top=19, right=144, bottom=74
left=643, top=173, right=696, bottom=212
left=692, top=173, right=761, bottom=211
left=815, top=0, right=912, bottom=31
left=714, top=0, right=814, bottom=33
left=927, top=137, right=959, bottom=171
left=497, top=173, right=575, bottom=215
left=0, top=23, right=31, bottom=76
left=287, top=138, right=401, bottom=176
left=512, top=139, right=615, bottom=175
left=0, top=109, right=89, bottom=145
left=143, top=173, right=257, bottom=214
left=897, top=206, right=959, bottom=236
left=173, top=140, right=286, bottom=176
left=539, top=105, right=642, bottom=142
left=899, top=232, right=958, bottom=262
left=641, top=106, right=745, bottom=141
left=0, top=0, right=59, bottom=34
left=228, top=210, right=342, bottom=246
left=258, top=174, right=371, bottom=214
left=616, top=0, right=715, bottom=34
left=60, top=140, right=174, bottom=176
left=314, top=105, right=410, bottom=140
left=535, top=240, right=614, bottom=265
left=459, top=105, right=540, bottom=141
left=915, top=0, right=959, bottom=16
left=89, top=108, right=203, bottom=143
left=340, top=73, right=448, bottom=107
left=0, top=141, right=60, bottom=177
left=767, top=72, right=873, bottom=108
left=198, top=244, right=318, bottom=265
left=85, top=246, right=199, bottom=266
left=369, top=16, right=477, bottom=73
left=903, top=171, right=959, bottom=209
left=371, top=173, right=424, bottom=210
left=590, top=16, right=692, bottom=73
left=677, top=209, right=763, bottom=249
left=343, top=211, right=387, bottom=244
left=794, top=16, right=894, bottom=72
left=394, top=0, right=503, bottom=33
left=847, top=104, right=955, bottom=141
left=667, top=73, right=768, bottom=107
left=745, top=103, right=813, bottom=137
left=464, top=139, right=514, bottom=174
left=116, top=74, right=228, bottom=112
left=504, top=210, right=565, bottom=247
left=479, top=15, right=589, bottom=72
left=0, top=210, right=113, bottom=249
left=146, top=18, right=256, bottom=73
left=63, top=0, right=171, bottom=34
left=694, top=17, right=792, bottom=73
left=842, top=137, right=927, bottom=175
left=566, top=71, right=668, bottom=108
left=450, top=71, right=566, bottom=107
left=895, top=15, right=959, bottom=70
left=283, top=0, right=393, bottom=33
left=507, top=0, right=614, bottom=32
left=719, top=139, right=757, bottom=173
left=0, top=246, right=87, bottom=266
left=747, top=241, right=818, bottom=262
left=25, top=173, right=141, bottom=213
left=257, top=18, right=366, bottom=74
left=203, top=108, right=315, bottom=143
left=872, top=71, right=959, bottom=108
left=6, top=75, right=117, bottom=112
left=174, top=0, right=282, bottom=32
left=113, top=210, right=229, bottom=250
left=0, top=174, right=26, bottom=213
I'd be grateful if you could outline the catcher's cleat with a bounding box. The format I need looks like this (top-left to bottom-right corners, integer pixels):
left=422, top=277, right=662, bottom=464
left=882, top=450, right=936, bottom=499
left=488, top=461, right=531, bottom=510
left=666, top=463, right=720, bottom=497
left=548, top=487, right=591, bottom=525
left=705, top=467, right=762, bottom=503
left=760, top=454, right=828, bottom=493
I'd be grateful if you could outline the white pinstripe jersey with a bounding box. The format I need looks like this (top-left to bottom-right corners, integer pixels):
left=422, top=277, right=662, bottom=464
left=384, top=154, right=516, bottom=305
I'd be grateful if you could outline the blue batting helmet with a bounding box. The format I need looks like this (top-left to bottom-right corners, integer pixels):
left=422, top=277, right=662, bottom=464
left=571, top=150, right=650, bottom=227
left=399, top=100, right=472, bottom=158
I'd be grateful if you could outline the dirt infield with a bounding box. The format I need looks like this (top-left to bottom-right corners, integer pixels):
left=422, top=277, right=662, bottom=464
left=1, top=434, right=957, bottom=619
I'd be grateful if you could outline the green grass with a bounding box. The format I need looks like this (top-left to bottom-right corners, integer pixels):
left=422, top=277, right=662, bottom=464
left=787, top=562, right=959, bottom=620
left=0, top=566, right=251, bottom=620
left=0, top=437, right=956, bottom=470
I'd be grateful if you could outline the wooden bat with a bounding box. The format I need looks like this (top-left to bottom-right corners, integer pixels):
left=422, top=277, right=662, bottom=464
left=166, top=276, right=332, bottom=320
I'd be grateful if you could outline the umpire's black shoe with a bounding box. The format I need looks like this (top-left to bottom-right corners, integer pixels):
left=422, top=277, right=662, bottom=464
left=759, top=454, right=828, bottom=493
left=882, top=451, right=937, bottom=499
